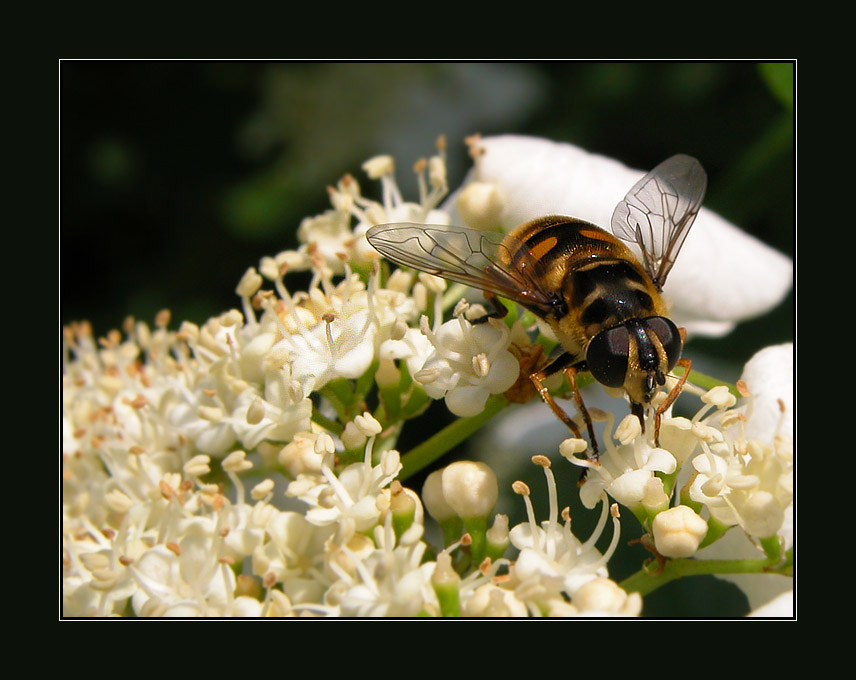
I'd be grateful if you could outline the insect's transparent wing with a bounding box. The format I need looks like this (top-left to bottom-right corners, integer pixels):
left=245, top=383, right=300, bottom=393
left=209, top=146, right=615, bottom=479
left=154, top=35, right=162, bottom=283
left=611, top=154, right=707, bottom=288
left=366, top=222, right=558, bottom=315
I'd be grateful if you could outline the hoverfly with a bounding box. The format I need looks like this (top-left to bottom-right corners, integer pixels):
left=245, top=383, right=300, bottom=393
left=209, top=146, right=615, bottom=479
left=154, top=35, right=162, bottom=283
left=366, top=154, right=707, bottom=455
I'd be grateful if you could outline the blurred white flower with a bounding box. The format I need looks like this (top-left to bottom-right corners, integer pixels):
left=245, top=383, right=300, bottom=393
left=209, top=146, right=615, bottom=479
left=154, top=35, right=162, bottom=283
left=330, top=515, right=436, bottom=617
left=455, top=135, right=793, bottom=337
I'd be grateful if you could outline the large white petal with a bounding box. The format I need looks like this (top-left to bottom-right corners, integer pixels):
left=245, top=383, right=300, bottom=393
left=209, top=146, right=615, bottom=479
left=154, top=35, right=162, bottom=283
left=739, top=342, right=794, bottom=440
left=456, top=135, right=793, bottom=337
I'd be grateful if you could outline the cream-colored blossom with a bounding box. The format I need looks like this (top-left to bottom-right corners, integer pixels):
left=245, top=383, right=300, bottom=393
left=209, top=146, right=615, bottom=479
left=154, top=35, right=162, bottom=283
left=412, top=314, right=519, bottom=418
left=286, top=434, right=402, bottom=533
left=329, top=515, right=436, bottom=617
left=507, top=458, right=623, bottom=610
left=562, top=409, right=678, bottom=510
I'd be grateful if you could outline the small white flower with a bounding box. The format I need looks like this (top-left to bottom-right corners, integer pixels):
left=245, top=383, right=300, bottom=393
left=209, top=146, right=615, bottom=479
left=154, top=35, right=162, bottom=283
left=330, top=515, right=436, bottom=617
left=688, top=348, right=793, bottom=540
left=266, top=267, right=418, bottom=395
left=286, top=435, right=402, bottom=533
left=255, top=510, right=336, bottom=606
left=295, top=209, right=356, bottom=274
left=413, top=315, right=519, bottom=418
left=691, top=343, right=794, bottom=613
left=562, top=412, right=677, bottom=510
left=379, top=326, right=434, bottom=378
left=128, top=519, right=237, bottom=617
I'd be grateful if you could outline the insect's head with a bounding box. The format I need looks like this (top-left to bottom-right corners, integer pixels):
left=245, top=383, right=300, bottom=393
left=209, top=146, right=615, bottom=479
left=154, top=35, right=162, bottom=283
left=585, top=317, right=683, bottom=405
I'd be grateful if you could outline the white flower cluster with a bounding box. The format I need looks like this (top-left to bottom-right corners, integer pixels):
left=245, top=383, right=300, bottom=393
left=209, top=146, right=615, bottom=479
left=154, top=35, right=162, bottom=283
left=557, top=344, right=793, bottom=565
left=63, top=135, right=793, bottom=617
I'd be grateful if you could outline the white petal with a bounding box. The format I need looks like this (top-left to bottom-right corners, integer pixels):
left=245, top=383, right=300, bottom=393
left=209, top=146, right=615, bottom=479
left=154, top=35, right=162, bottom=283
left=748, top=590, right=793, bottom=618
left=739, top=342, right=794, bottom=440
left=458, top=135, right=793, bottom=336
left=607, top=469, right=652, bottom=508
left=446, top=385, right=491, bottom=417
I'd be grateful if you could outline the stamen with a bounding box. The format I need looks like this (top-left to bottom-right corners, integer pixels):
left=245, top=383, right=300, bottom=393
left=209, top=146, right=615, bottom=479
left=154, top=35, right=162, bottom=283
left=512, top=480, right=538, bottom=535
left=580, top=494, right=610, bottom=554
left=531, top=456, right=558, bottom=527
left=588, top=504, right=622, bottom=570
left=323, top=313, right=337, bottom=359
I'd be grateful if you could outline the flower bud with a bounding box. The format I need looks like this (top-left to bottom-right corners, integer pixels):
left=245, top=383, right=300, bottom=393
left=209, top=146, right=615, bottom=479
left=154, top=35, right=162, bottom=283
left=641, top=477, right=670, bottom=515
left=652, top=505, right=708, bottom=558
left=702, top=385, right=737, bottom=409
left=422, top=469, right=456, bottom=522
left=375, top=357, right=401, bottom=388
left=441, top=461, right=498, bottom=520
left=485, top=513, right=510, bottom=561
left=572, top=578, right=641, bottom=616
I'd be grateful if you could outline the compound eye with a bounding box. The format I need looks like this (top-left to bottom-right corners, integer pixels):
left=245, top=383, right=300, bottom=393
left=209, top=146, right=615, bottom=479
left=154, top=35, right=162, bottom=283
left=586, top=326, right=630, bottom=388
left=646, top=317, right=683, bottom=371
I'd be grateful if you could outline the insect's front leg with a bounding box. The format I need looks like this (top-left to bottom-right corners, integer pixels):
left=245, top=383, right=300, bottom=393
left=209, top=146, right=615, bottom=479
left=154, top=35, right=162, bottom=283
left=529, top=351, right=598, bottom=456
left=653, top=357, right=691, bottom=447
left=561, top=364, right=598, bottom=457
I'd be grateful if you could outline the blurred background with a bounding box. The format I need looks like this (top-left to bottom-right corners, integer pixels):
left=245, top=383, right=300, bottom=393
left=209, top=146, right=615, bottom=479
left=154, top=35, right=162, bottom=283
left=60, top=61, right=794, bottom=616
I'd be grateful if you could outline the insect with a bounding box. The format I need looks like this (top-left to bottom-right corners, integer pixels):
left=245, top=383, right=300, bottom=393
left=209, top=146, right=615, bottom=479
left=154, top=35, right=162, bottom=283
left=366, top=154, right=707, bottom=455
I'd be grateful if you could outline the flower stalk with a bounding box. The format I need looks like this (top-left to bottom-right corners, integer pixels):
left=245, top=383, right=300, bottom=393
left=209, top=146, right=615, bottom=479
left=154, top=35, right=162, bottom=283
left=399, top=394, right=509, bottom=480
left=620, top=547, right=794, bottom=598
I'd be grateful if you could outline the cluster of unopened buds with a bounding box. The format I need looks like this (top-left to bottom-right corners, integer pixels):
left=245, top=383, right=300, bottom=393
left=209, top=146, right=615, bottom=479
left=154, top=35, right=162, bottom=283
left=62, top=134, right=793, bottom=617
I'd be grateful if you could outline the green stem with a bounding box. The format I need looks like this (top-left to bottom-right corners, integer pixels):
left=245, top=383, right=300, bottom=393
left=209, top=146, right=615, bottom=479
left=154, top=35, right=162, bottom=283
left=684, top=368, right=739, bottom=397
left=441, top=283, right=470, bottom=311
left=310, top=410, right=343, bottom=436
left=319, top=384, right=350, bottom=422
left=399, top=394, right=510, bottom=480
left=620, top=550, right=793, bottom=597
left=354, top=361, right=378, bottom=404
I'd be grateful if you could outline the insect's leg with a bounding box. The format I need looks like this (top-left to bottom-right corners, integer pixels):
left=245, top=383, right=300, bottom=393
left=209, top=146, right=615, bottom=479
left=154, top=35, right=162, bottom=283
left=529, top=352, right=585, bottom=442
left=630, top=401, right=645, bottom=433
left=469, top=291, right=508, bottom=324
left=562, top=365, right=599, bottom=456
left=653, top=357, right=691, bottom=446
